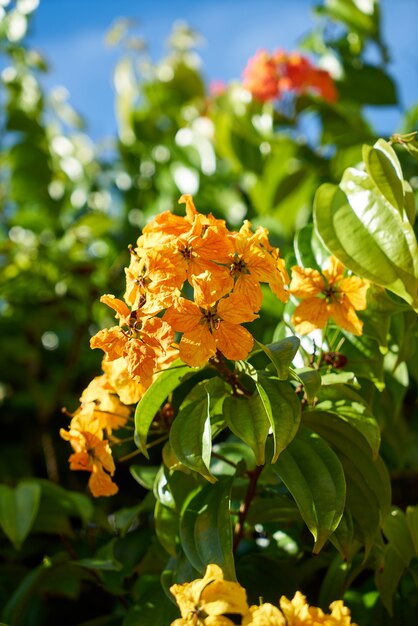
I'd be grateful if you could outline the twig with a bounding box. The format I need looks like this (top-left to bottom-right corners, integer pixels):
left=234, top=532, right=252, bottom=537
left=233, top=465, right=263, bottom=552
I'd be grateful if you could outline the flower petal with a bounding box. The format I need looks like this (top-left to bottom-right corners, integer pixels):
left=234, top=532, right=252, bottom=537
left=179, top=325, right=217, bottom=367
left=218, top=293, right=259, bottom=324
left=290, top=266, right=324, bottom=298
left=292, top=297, right=329, bottom=334
left=215, top=322, right=254, bottom=361
left=164, top=298, right=202, bottom=333
left=328, top=300, right=363, bottom=335
left=338, top=276, right=369, bottom=310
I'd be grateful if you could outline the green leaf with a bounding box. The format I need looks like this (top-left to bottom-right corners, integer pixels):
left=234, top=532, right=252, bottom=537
left=223, top=392, right=270, bottom=465
left=180, top=477, right=235, bottom=579
left=272, top=427, right=346, bottom=553
left=0, top=481, right=41, bottom=549
left=254, top=337, right=300, bottom=379
left=312, top=384, right=380, bottom=457
left=130, top=465, right=159, bottom=490
left=135, top=360, right=196, bottom=457
left=304, top=412, right=391, bottom=552
left=154, top=501, right=179, bottom=556
left=375, top=545, right=405, bottom=615
left=319, top=0, right=378, bottom=35
left=339, top=65, right=397, bottom=106
left=290, top=367, right=321, bottom=404
left=320, top=371, right=359, bottom=386
left=294, top=223, right=330, bottom=270
left=406, top=505, right=418, bottom=556
left=314, top=170, right=418, bottom=310
left=363, top=139, right=404, bottom=214
left=383, top=507, right=415, bottom=566
left=255, top=374, right=301, bottom=463
left=169, top=389, right=215, bottom=483
left=247, top=494, right=299, bottom=525
left=329, top=510, right=355, bottom=561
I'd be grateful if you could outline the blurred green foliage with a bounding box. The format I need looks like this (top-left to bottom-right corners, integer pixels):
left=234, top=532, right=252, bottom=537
left=0, top=0, right=417, bottom=624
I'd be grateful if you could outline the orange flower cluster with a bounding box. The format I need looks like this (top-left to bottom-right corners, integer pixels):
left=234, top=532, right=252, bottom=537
left=290, top=256, right=369, bottom=335
left=61, top=195, right=289, bottom=495
left=170, top=564, right=358, bottom=625
left=91, top=195, right=289, bottom=371
left=242, top=49, right=337, bottom=103
left=60, top=360, right=135, bottom=497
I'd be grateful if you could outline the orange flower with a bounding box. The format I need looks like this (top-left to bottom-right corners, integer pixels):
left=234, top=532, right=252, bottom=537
left=170, top=564, right=248, bottom=625
left=164, top=273, right=258, bottom=367
left=242, top=49, right=281, bottom=102
left=228, top=222, right=289, bottom=310
left=242, top=49, right=337, bottom=104
left=80, top=373, right=130, bottom=434
left=124, top=247, right=182, bottom=313
left=60, top=408, right=117, bottom=497
left=290, top=257, right=369, bottom=335
left=279, top=591, right=358, bottom=625
left=280, top=53, right=338, bottom=103
left=90, top=295, right=174, bottom=387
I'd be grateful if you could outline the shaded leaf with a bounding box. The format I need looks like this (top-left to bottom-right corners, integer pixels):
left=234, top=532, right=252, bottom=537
left=135, top=360, right=196, bottom=457
left=180, top=478, right=235, bottom=579
left=272, top=427, right=346, bottom=553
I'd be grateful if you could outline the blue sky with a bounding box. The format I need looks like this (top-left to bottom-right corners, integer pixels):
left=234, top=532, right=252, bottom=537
left=28, top=0, right=418, bottom=139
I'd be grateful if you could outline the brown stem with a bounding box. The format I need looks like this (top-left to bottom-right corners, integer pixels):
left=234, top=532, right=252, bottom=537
left=210, top=350, right=252, bottom=397
left=211, top=451, right=238, bottom=469
left=233, top=465, right=263, bottom=553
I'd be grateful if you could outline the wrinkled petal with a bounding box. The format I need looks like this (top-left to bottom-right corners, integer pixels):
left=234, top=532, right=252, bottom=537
left=292, top=298, right=329, bottom=334
left=90, top=326, right=126, bottom=361
left=218, top=293, right=259, bottom=324
left=233, top=274, right=263, bottom=312
left=193, top=270, right=233, bottom=306
left=290, top=266, right=324, bottom=298
left=100, top=294, right=130, bottom=322
left=102, top=357, right=144, bottom=405
left=88, top=464, right=118, bottom=497
left=179, top=326, right=217, bottom=368
left=338, top=276, right=369, bottom=310
left=164, top=299, right=202, bottom=333
left=328, top=300, right=363, bottom=335
left=322, top=256, right=345, bottom=286
left=215, top=322, right=254, bottom=361
left=242, top=603, right=286, bottom=626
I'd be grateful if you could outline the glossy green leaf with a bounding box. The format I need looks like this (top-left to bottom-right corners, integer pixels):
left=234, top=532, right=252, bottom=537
left=0, top=481, right=41, bottom=549
left=290, top=367, right=321, bottom=404
left=255, top=374, right=301, bottom=463
left=154, top=501, right=179, bottom=556
left=169, top=389, right=215, bottom=483
left=294, top=223, right=331, bottom=270
left=130, top=465, right=159, bottom=490
left=320, top=372, right=359, bottom=386
left=223, top=392, right=270, bottom=465
left=135, top=360, right=196, bottom=457
left=304, top=412, right=391, bottom=552
left=180, top=477, right=235, bottom=579
left=329, top=510, right=355, bottom=561
left=255, top=336, right=300, bottom=380
left=312, top=384, right=380, bottom=456
left=273, top=427, right=346, bottom=553
left=363, top=139, right=404, bottom=214
left=314, top=171, right=418, bottom=310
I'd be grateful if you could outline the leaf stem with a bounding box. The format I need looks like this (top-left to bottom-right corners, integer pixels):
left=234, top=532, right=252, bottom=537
left=233, top=465, right=264, bottom=552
